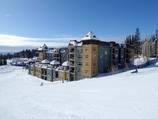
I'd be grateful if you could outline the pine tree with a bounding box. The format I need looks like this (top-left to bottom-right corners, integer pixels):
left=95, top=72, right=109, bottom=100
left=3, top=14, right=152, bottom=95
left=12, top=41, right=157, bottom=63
left=134, top=28, right=141, bottom=56
left=125, top=28, right=142, bottom=64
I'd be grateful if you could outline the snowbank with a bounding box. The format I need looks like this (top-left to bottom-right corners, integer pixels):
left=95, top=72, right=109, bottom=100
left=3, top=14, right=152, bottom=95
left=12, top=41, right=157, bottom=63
left=134, top=56, right=148, bottom=66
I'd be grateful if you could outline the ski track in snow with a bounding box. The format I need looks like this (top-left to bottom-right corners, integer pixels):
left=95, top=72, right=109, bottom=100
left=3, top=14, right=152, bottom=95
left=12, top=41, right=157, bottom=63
left=0, top=65, right=158, bottom=119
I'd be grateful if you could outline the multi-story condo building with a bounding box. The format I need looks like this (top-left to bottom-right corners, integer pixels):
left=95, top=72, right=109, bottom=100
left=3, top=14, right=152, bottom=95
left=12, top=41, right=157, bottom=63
left=141, top=37, right=158, bottom=58
left=150, top=38, right=158, bottom=57
left=37, top=44, right=48, bottom=62
left=60, top=48, right=69, bottom=64
left=47, top=48, right=60, bottom=62
left=69, top=32, right=118, bottom=80
left=58, top=61, right=69, bottom=81
left=29, top=32, right=136, bottom=82
left=46, top=48, right=68, bottom=65
left=118, top=44, right=126, bottom=69
left=142, top=39, right=151, bottom=59
left=68, top=40, right=83, bottom=81
left=98, top=41, right=111, bottom=73
left=41, top=59, right=50, bottom=80
left=28, top=64, right=36, bottom=76
left=35, top=63, right=42, bottom=79
left=109, top=41, right=119, bottom=71
left=82, top=32, right=99, bottom=78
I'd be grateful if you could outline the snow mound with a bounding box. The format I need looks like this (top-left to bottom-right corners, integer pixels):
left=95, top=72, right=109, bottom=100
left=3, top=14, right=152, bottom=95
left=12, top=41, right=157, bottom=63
left=134, top=56, right=148, bottom=66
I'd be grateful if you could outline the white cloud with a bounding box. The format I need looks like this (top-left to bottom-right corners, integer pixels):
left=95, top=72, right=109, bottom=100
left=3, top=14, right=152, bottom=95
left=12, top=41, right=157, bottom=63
left=0, top=34, right=80, bottom=53
left=0, top=34, right=124, bottom=46
left=0, top=34, right=79, bottom=47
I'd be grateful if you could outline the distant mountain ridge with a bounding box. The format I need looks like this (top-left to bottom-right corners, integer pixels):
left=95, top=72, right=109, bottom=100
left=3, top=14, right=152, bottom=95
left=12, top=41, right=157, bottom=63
left=0, top=45, right=38, bottom=53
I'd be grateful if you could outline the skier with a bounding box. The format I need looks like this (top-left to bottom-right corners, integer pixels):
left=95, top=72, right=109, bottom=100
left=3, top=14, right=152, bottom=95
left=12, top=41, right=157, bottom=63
left=40, top=82, right=44, bottom=86
left=131, top=66, right=138, bottom=73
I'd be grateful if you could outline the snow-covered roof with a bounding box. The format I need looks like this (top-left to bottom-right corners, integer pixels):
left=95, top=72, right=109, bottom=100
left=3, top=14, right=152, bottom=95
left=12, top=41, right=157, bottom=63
left=69, top=40, right=83, bottom=46
left=77, top=42, right=83, bottom=46
left=41, top=59, right=50, bottom=64
left=32, top=57, right=38, bottom=61
left=28, top=59, right=34, bottom=62
left=38, top=44, right=48, bottom=51
left=46, top=50, right=54, bottom=54
left=35, top=63, right=42, bottom=67
left=24, top=59, right=32, bottom=64
left=62, top=61, right=69, bottom=67
left=82, top=31, right=98, bottom=40
left=50, top=60, right=60, bottom=65
left=47, top=48, right=60, bottom=53
left=69, top=40, right=77, bottom=46
left=60, top=49, right=66, bottom=53
left=53, top=48, right=58, bottom=52
left=55, top=66, right=62, bottom=71
left=41, top=64, right=48, bottom=69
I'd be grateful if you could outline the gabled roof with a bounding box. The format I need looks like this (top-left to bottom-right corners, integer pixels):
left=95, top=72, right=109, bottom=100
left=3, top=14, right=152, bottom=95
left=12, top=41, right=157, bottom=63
left=41, top=59, right=50, bottom=64
left=62, top=61, right=69, bottom=67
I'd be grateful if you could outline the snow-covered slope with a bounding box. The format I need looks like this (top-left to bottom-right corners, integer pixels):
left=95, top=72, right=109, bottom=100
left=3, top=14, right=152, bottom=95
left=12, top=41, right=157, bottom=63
left=0, top=65, right=158, bottom=119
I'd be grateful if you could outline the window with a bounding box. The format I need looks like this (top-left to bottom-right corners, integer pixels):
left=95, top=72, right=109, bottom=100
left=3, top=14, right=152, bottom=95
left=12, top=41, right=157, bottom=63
left=105, top=51, right=108, bottom=55
left=93, top=48, right=96, bottom=51
left=78, top=63, right=82, bottom=65
left=85, top=63, right=89, bottom=66
left=85, top=70, right=88, bottom=74
left=85, top=55, right=89, bottom=58
left=85, top=49, right=88, bottom=52
left=93, top=54, right=97, bottom=57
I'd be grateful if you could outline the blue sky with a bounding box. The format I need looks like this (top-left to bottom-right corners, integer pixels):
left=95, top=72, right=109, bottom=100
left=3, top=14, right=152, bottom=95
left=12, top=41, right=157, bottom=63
left=0, top=0, right=158, bottom=48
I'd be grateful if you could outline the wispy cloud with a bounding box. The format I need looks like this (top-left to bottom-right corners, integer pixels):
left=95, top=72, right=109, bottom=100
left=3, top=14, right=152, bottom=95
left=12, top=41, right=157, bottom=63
left=0, top=34, right=80, bottom=53
left=0, top=34, right=79, bottom=47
